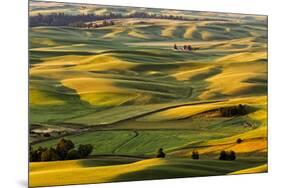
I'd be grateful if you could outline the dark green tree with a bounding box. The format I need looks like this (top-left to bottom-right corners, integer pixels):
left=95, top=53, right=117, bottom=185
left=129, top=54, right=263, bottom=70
left=40, top=148, right=60, bottom=161
left=66, top=149, right=81, bottom=160
left=236, top=138, right=243, bottom=144
left=219, top=150, right=227, bottom=160
left=238, top=104, right=247, bottom=115
left=156, top=148, right=166, bottom=158
left=56, top=138, right=75, bottom=160
left=229, top=151, right=236, bottom=160
left=78, top=144, right=93, bottom=158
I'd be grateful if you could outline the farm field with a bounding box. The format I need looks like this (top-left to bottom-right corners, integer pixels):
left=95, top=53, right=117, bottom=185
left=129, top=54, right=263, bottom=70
left=29, top=1, right=268, bottom=187
left=30, top=157, right=266, bottom=187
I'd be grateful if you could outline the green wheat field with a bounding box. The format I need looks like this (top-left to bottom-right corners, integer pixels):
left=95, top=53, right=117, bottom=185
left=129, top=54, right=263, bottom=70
left=29, top=1, right=268, bottom=187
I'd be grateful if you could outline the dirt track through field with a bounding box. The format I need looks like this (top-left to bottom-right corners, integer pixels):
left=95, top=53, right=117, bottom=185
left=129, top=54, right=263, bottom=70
left=112, top=131, right=139, bottom=154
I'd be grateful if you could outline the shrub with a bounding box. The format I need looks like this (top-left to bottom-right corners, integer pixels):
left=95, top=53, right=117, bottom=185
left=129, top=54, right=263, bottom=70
left=156, top=148, right=166, bottom=158
left=191, top=150, right=199, bottom=160
left=78, top=144, right=93, bottom=158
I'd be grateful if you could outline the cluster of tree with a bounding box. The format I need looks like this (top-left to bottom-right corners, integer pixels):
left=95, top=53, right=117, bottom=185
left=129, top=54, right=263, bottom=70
left=29, top=11, right=226, bottom=27
left=191, top=150, right=237, bottom=161
left=191, top=150, right=199, bottom=159
left=30, top=138, right=93, bottom=162
left=219, top=104, right=247, bottom=117
left=69, top=20, right=115, bottom=28
left=219, top=150, right=236, bottom=161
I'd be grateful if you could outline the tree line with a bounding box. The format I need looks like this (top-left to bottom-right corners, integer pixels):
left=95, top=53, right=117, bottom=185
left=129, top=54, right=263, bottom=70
left=219, top=104, right=247, bottom=117
left=29, top=11, right=226, bottom=27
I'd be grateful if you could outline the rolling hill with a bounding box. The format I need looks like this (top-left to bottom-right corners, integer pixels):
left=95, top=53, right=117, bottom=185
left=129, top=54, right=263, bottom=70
left=29, top=1, right=268, bottom=187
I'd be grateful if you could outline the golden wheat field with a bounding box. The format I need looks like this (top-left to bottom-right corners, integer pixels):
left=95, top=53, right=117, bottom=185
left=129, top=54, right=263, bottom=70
left=29, top=1, right=267, bottom=187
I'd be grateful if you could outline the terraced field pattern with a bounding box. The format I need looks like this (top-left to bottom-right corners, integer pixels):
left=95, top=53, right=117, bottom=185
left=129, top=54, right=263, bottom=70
left=29, top=1, right=268, bottom=187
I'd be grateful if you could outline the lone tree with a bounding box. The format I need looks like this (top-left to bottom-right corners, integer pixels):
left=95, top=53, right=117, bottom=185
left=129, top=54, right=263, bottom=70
left=236, top=138, right=243, bottom=144
left=56, top=138, right=75, bottom=160
left=156, top=148, right=166, bottom=158
left=191, top=150, right=199, bottom=160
